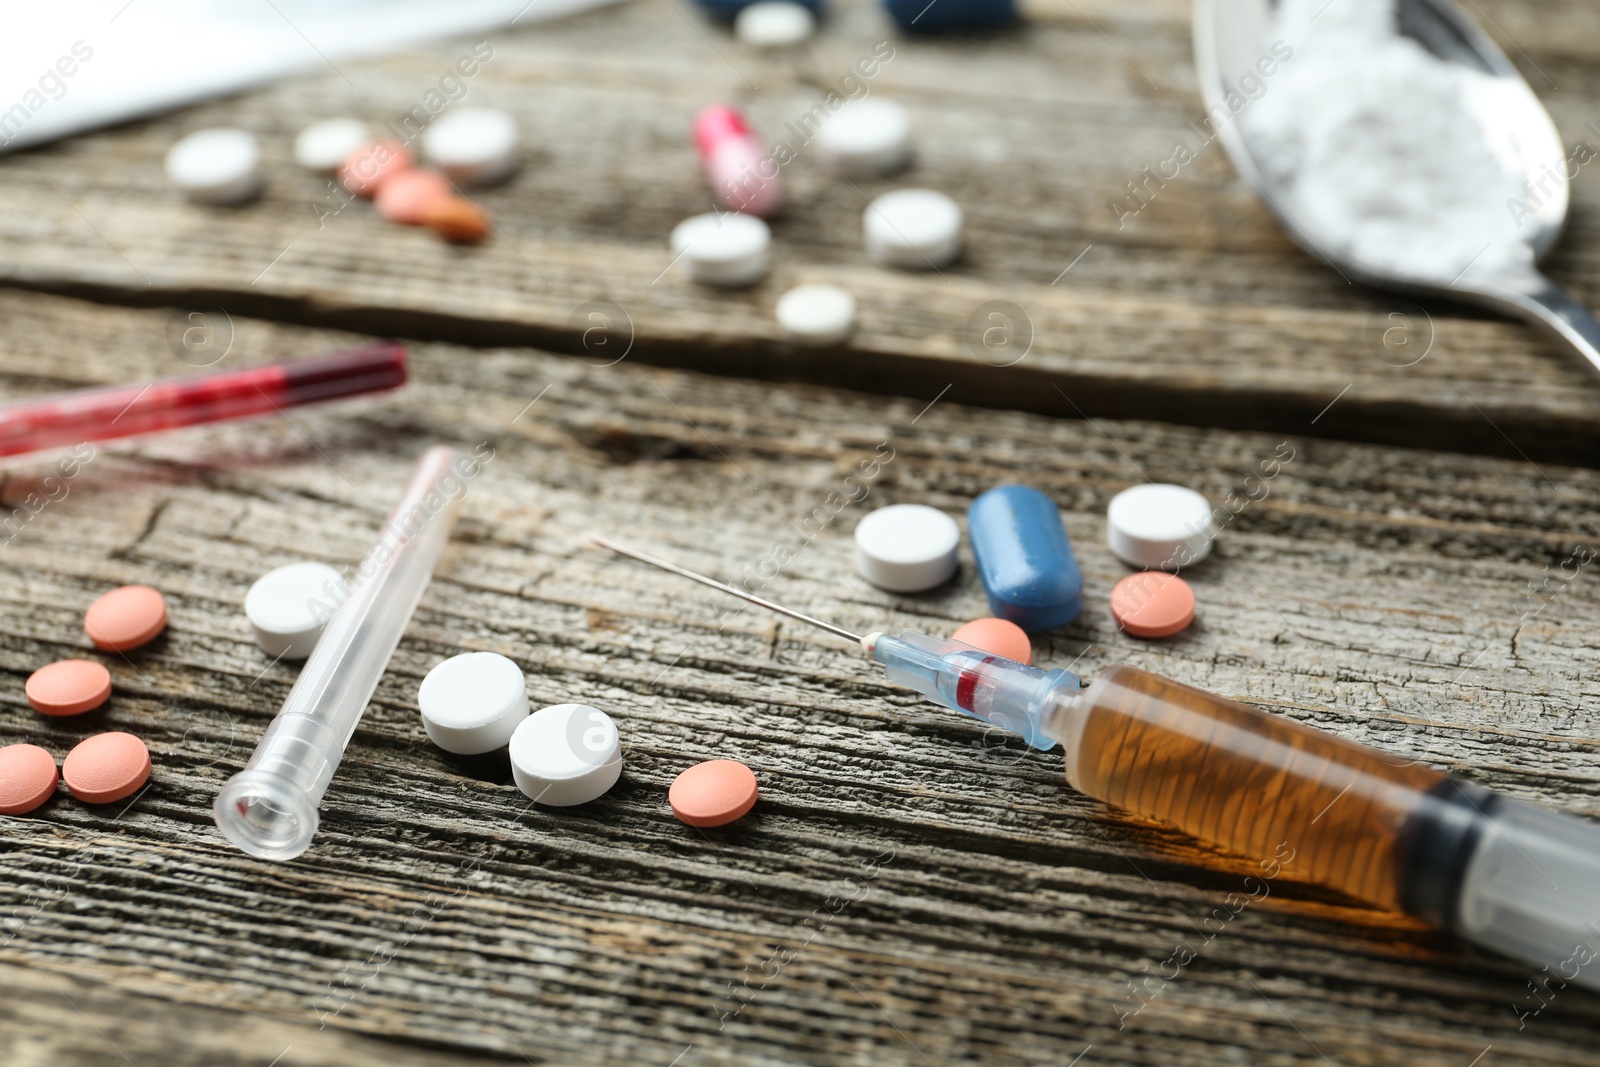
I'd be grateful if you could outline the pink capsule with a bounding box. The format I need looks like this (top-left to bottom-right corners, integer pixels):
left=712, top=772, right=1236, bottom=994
left=693, top=105, right=783, bottom=219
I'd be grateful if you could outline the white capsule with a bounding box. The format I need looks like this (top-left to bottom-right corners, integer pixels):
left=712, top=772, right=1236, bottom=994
left=245, top=562, right=347, bottom=661
left=510, top=704, right=623, bottom=806
left=418, top=652, right=531, bottom=755
left=1106, top=483, right=1216, bottom=571
left=165, top=128, right=263, bottom=205
left=854, top=503, right=961, bottom=593
left=776, top=283, right=856, bottom=346
left=817, top=98, right=912, bottom=177
left=670, top=212, right=771, bottom=287
left=735, top=1, right=817, bottom=47
left=863, top=188, right=962, bottom=269
left=293, top=118, right=371, bottom=173
left=423, top=108, right=518, bottom=186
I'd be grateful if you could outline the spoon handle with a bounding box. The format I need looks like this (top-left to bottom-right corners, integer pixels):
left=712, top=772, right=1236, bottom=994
left=1483, top=271, right=1600, bottom=382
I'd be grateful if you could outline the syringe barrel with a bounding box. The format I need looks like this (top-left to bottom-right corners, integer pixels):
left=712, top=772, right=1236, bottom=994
left=213, top=446, right=471, bottom=861
left=1050, top=663, right=1600, bottom=987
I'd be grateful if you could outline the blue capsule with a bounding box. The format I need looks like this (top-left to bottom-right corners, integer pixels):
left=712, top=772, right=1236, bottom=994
left=967, top=485, right=1082, bottom=633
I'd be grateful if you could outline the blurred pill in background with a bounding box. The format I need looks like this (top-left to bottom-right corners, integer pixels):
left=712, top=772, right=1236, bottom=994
left=818, top=99, right=913, bottom=177
left=776, top=283, right=856, bottom=345
left=340, top=139, right=414, bottom=198
left=423, top=108, right=519, bottom=187
left=421, top=197, right=493, bottom=244
left=294, top=118, right=371, bottom=173
left=735, top=1, right=817, bottom=46
left=950, top=617, right=1032, bottom=664
left=968, top=485, right=1082, bottom=632
left=881, top=0, right=1016, bottom=33
left=694, top=104, right=783, bottom=218
left=376, top=169, right=454, bottom=224
left=864, top=189, right=962, bottom=269
left=855, top=503, right=961, bottom=592
left=166, top=128, right=263, bottom=205
left=671, top=212, right=772, bottom=287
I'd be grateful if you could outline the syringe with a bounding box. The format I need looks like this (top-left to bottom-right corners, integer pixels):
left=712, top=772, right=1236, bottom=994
left=594, top=537, right=1600, bottom=988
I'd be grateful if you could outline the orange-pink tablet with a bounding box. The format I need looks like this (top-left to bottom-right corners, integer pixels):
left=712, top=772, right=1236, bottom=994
left=339, top=140, right=414, bottom=198
left=0, top=744, right=58, bottom=815
left=84, top=584, right=167, bottom=652
left=26, top=659, right=112, bottom=716
left=375, top=169, right=453, bottom=225
left=1110, top=572, right=1196, bottom=639
left=669, top=759, right=757, bottom=828
left=951, top=617, right=1032, bottom=665
left=62, top=732, right=150, bottom=804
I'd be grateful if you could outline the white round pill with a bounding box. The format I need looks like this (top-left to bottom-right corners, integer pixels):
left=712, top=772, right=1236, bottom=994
left=418, top=652, right=530, bottom=755
left=863, top=189, right=962, bottom=269
left=776, top=284, right=856, bottom=346
left=670, top=212, right=771, bottom=287
left=165, top=128, right=263, bottom=205
left=1107, top=484, right=1216, bottom=571
left=855, top=504, right=961, bottom=593
left=510, top=704, right=623, bottom=806
left=244, top=562, right=347, bottom=660
left=817, top=98, right=912, bottom=177
left=293, top=118, right=371, bottom=173
left=735, top=1, right=817, bottom=46
left=422, top=107, right=519, bottom=187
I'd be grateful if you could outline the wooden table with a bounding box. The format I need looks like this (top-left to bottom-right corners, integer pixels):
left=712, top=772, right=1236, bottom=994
left=3, top=1, right=1600, bottom=1063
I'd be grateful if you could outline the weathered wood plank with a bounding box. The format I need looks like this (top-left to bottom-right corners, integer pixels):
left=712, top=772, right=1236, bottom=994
left=4, top=1, right=1600, bottom=462
left=0, top=291, right=1599, bottom=1063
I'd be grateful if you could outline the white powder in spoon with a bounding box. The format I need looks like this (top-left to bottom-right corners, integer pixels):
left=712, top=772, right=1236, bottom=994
left=1239, top=0, right=1534, bottom=283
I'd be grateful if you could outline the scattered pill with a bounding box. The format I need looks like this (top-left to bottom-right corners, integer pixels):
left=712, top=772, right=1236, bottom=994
left=509, top=704, right=623, bottom=806
left=62, top=732, right=150, bottom=805
left=864, top=189, right=962, bottom=269
left=882, top=0, right=1017, bottom=33
left=423, top=107, right=519, bottom=186
left=294, top=118, right=371, bottom=172
left=376, top=169, right=454, bottom=225
left=817, top=98, right=913, bottom=177
left=1106, top=484, right=1216, bottom=571
left=694, top=104, right=783, bottom=218
left=950, top=617, right=1032, bottom=665
left=776, top=283, right=856, bottom=345
left=418, top=652, right=531, bottom=755
left=0, top=744, right=58, bottom=815
left=968, top=485, right=1083, bottom=632
left=854, top=503, right=961, bottom=593
left=245, top=562, right=347, bottom=661
left=26, top=659, right=112, bottom=717
left=735, top=0, right=817, bottom=46
left=165, top=128, right=263, bottom=205
left=84, top=584, right=167, bottom=652
left=340, top=139, right=414, bottom=198
left=421, top=197, right=492, bottom=244
left=669, top=759, right=758, bottom=827
left=671, top=212, right=772, bottom=287
left=1110, top=571, right=1196, bottom=639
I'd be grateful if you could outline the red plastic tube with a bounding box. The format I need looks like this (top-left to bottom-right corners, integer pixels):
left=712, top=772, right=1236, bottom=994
left=0, top=342, right=407, bottom=460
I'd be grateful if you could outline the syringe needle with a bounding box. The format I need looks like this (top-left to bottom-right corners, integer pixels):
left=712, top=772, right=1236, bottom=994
left=590, top=535, right=864, bottom=645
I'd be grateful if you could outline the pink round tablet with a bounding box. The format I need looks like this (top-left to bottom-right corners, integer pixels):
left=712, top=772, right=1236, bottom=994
left=0, top=744, right=58, bottom=815
left=26, top=659, right=112, bottom=716
left=669, top=759, right=758, bottom=828
left=62, top=732, right=150, bottom=804
left=339, top=139, right=414, bottom=198
left=950, top=617, right=1032, bottom=665
left=84, top=584, right=167, bottom=651
left=375, top=169, right=453, bottom=225
left=1110, top=572, right=1196, bottom=639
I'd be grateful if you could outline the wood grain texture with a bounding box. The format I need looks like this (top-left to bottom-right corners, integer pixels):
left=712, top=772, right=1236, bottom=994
left=5, top=1, right=1600, bottom=462
left=0, top=291, right=1599, bottom=1064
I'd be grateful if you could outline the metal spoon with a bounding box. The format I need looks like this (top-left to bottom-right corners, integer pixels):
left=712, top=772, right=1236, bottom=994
left=1194, top=0, right=1600, bottom=377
